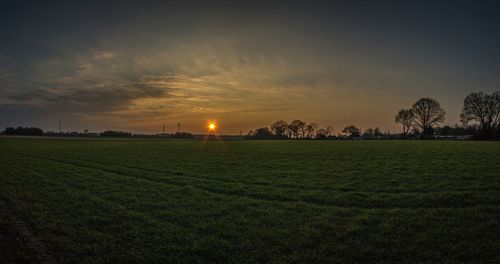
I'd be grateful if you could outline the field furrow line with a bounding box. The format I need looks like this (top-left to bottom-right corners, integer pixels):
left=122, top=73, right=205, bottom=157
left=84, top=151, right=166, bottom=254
left=4, top=148, right=500, bottom=195
left=0, top=161, right=231, bottom=237
left=3, top=149, right=500, bottom=210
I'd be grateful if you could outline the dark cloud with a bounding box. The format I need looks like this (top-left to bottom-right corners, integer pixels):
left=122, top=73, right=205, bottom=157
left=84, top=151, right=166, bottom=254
left=9, top=80, right=171, bottom=113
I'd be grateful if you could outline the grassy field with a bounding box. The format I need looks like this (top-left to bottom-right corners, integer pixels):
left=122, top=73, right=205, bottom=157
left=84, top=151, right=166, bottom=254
left=0, top=138, right=499, bottom=263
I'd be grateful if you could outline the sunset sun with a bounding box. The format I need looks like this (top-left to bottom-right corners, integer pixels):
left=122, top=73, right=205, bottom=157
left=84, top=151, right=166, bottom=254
left=208, top=122, right=216, bottom=131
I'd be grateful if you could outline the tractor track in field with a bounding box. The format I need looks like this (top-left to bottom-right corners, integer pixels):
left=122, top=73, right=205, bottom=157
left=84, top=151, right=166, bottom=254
left=5, top=150, right=343, bottom=208
left=4, top=149, right=500, bottom=195
left=27, top=169, right=204, bottom=236
left=5, top=150, right=351, bottom=209
left=0, top=199, right=57, bottom=264
left=3, top=149, right=500, bottom=210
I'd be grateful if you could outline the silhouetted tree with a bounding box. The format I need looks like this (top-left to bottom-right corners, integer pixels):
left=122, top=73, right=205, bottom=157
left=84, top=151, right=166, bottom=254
left=100, top=130, right=131, bottom=137
left=305, top=123, right=318, bottom=139
left=326, top=126, right=332, bottom=137
left=248, top=127, right=274, bottom=139
left=286, top=124, right=293, bottom=138
left=460, top=91, right=500, bottom=138
left=4, top=127, right=16, bottom=135
left=410, top=127, right=420, bottom=136
left=3, top=126, right=43, bottom=136
left=411, top=98, right=445, bottom=136
left=395, top=109, right=414, bottom=135
left=270, top=120, right=288, bottom=138
left=362, top=127, right=382, bottom=138
left=438, top=125, right=453, bottom=136
left=23, top=127, right=43, bottom=136
left=299, top=123, right=308, bottom=139
left=289, top=120, right=305, bottom=139
left=316, top=128, right=328, bottom=139
left=363, top=128, right=374, bottom=137
left=342, top=125, right=360, bottom=137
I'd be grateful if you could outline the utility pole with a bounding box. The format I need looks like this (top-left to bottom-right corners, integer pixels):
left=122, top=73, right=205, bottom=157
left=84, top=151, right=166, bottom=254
left=162, top=123, right=165, bottom=135
left=58, top=120, right=61, bottom=134
left=177, top=123, right=180, bottom=133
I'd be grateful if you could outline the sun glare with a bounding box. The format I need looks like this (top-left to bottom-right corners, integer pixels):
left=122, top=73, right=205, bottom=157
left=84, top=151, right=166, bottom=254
left=208, top=122, right=216, bottom=131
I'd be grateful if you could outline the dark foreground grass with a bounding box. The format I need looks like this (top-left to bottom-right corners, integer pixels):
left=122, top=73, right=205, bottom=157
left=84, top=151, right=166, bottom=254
left=0, top=207, right=37, bottom=264
left=0, top=138, right=499, bottom=263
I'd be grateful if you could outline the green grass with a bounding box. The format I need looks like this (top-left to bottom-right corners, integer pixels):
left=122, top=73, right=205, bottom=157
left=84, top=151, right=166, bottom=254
left=1, top=138, right=499, bottom=263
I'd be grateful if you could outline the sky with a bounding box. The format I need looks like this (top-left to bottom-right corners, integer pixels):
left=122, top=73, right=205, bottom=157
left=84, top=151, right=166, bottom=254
left=1, top=0, right=500, bottom=134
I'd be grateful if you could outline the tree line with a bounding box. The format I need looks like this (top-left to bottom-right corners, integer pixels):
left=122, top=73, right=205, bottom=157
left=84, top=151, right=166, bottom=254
left=1, top=128, right=133, bottom=137
left=247, top=120, right=333, bottom=139
left=0, top=127, right=197, bottom=138
left=2, top=91, right=499, bottom=140
left=246, top=120, right=387, bottom=140
left=395, top=91, right=500, bottom=138
left=247, top=90, right=500, bottom=140
left=2, top=126, right=44, bottom=136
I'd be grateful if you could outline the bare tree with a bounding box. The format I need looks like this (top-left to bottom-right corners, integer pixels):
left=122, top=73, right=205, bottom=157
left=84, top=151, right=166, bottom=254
left=394, top=109, right=414, bottom=135
left=411, top=98, right=445, bottom=136
left=305, top=123, right=318, bottom=139
left=316, top=128, right=328, bottom=139
left=461, top=91, right=500, bottom=137
left=326, top=126, right=332, bottom=137
left=342, top=125, right=360, bottom=137
left=253, top=127, right=273, bottom=139
left=299, top=123, right=308, bottom=139
left=289, top=120, right=306, bottom=139
left=362, top=127, right=382, bottom=138
left=270, top=120, right=288, bottom=138
left=363, top=128, right=374, bottom=137
left=286, top=124, right=293, bottom=138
